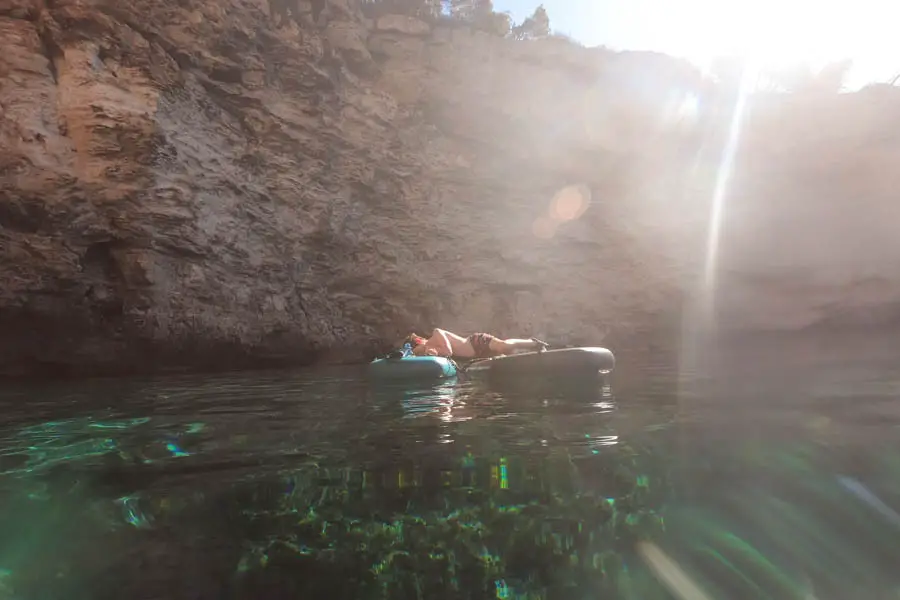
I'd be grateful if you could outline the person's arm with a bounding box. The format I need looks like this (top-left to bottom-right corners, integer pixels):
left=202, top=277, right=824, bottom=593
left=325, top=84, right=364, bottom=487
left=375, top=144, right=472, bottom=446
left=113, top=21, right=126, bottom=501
left=429, top=329, right=453, bottom=357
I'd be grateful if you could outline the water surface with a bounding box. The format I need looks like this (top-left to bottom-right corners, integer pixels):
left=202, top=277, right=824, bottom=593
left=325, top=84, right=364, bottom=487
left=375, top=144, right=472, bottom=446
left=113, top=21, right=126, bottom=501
left=1, top=355, right=899, bottom=600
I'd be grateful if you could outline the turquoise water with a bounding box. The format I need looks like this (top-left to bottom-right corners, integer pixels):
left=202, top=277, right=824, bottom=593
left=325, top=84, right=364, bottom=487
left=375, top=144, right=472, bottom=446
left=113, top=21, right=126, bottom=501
left=1, top=357, right=900, bottom=599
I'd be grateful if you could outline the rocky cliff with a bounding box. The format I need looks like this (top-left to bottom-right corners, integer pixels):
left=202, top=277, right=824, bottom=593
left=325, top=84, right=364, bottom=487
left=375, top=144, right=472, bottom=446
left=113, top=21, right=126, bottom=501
left=1, top=0, right=898, bottom=379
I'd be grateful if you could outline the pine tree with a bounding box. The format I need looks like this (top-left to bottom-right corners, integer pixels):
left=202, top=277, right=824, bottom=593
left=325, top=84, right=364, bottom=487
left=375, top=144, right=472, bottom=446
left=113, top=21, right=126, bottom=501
left=530, top=4, right=550, bottom=36
left=511, top=4, right=551, bottom=40
left=487, top=10, right=512, bottom=37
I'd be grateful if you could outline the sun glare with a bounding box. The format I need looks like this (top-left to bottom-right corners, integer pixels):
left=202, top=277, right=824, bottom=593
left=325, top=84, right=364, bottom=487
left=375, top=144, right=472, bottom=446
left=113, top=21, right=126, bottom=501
left=655, top=0, right=896, bottom=86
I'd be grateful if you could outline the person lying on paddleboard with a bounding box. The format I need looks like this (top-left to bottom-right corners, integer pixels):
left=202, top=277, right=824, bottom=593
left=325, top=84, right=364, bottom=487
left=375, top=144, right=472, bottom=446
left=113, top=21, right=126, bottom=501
left=405, top=329, right=549, bottom=359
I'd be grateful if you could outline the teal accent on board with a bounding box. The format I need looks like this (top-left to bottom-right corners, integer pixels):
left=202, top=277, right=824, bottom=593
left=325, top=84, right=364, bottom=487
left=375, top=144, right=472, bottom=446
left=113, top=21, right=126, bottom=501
left=368, top=355, right=459, bottom=381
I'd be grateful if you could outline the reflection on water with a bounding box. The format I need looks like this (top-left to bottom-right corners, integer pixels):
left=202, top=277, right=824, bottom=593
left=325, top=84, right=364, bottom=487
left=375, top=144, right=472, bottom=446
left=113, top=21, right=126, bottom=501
left=0, top=360, right=899, bottom=599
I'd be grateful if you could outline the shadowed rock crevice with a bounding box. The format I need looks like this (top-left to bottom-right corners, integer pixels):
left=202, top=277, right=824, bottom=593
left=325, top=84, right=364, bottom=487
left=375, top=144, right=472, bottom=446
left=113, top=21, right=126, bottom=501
left=80, top=240, right=127, bottom=317
left=0, top=197, right=47, bottom=234
left=34, top=13, right=62, bottom=83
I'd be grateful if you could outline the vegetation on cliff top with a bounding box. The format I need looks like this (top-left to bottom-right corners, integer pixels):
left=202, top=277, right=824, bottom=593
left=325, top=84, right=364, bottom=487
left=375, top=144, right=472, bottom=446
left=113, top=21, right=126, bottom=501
left=361, top=0, right=553, bottom=41
left=360, top=0, right=863, bottom=94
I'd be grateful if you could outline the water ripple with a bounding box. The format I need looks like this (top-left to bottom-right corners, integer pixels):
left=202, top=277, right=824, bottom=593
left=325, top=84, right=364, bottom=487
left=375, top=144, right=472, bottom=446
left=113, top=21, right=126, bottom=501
left=0, top=361, right=898, bottom=599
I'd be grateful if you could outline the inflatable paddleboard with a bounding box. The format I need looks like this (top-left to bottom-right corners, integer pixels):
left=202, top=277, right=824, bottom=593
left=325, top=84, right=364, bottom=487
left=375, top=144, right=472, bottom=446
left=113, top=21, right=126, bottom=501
left=368, top=355, right=458, bottom=381
left=465, top=346, right=615, bottom=378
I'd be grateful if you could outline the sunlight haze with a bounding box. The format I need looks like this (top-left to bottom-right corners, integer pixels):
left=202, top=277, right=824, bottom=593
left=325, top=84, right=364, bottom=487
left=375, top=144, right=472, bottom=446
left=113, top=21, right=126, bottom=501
left=494, top=0, right=898, bottom=89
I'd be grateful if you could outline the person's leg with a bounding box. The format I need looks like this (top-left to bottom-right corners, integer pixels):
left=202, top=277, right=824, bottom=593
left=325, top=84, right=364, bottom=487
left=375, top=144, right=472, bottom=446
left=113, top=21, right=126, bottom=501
left=488, top=336, right=548, bottom=355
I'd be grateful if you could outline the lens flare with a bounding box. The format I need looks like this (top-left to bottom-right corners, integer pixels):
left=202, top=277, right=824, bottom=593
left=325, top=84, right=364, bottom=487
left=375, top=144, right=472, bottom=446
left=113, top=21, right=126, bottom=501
left=549, top=184, right=591, bottom=223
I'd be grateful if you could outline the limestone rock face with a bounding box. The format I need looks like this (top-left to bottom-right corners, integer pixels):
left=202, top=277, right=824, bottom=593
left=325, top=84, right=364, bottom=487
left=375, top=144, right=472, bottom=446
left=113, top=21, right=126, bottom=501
left=1, top=0, right=897, bottom=378
left=710, top=91, right=900, bottom=334
left=374, top=14, right=430, bottom=36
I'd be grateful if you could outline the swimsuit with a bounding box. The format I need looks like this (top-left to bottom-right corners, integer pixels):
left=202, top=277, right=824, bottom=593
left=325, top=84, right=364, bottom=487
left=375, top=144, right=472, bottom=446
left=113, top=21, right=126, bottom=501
left=466, top=333, right=496, bottom=358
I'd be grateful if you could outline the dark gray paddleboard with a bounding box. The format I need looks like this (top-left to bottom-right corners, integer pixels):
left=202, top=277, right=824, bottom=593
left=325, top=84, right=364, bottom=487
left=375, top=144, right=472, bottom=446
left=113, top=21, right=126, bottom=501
left=467, top=347, right=615, bottom=378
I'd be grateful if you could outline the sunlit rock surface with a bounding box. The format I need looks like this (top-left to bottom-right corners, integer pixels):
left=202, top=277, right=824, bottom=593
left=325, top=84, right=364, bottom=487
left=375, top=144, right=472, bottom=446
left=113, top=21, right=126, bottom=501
left=1, top=0, right=897, bottom=378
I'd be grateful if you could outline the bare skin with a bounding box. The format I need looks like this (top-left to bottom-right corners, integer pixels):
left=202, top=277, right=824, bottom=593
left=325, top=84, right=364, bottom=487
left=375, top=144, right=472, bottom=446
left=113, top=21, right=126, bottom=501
left=410, top=329, right=546, bottom=358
